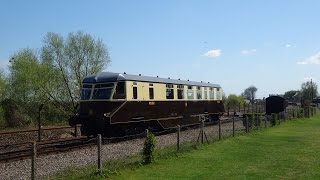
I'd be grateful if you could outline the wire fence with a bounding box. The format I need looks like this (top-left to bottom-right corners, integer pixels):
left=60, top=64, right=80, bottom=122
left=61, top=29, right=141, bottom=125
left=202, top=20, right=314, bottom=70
left=224, top=101, right=266, bottom=116
left=1, top=107, right=318, bottom=180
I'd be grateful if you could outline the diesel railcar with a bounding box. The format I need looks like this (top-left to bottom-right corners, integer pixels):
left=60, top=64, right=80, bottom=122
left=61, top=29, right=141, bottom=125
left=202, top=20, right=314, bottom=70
left=69, top=72, right=225, bottom=137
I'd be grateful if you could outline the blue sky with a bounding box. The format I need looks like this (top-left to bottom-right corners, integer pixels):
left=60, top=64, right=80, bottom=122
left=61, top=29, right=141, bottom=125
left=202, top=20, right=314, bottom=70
left=1, top=1, right=320, bottom=98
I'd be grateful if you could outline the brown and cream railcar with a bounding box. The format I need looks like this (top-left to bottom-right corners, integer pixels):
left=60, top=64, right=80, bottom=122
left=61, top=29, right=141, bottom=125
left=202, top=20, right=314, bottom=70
left=69, top=72, right=225, bottom=137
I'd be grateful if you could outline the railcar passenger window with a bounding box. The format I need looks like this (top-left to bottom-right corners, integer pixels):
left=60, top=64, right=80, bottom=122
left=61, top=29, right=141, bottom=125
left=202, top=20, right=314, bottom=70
left=177, top=85, right=184, bottom=99
left=187, top=86, right=194, bottom=100
left=204, top=87, right=208, bottom=100
left=113, top=82, right=126, bottom=99
left=209, top=87, right=214, bottom=99
left=149, top=88, right=154, bottom=99
left=133, top=86, right=138, bottom=99
left=197, top=87, right=202, bottom=99
left=166, top=84, right=174, bottom=99
left=216, top=88, right=221, bottom=100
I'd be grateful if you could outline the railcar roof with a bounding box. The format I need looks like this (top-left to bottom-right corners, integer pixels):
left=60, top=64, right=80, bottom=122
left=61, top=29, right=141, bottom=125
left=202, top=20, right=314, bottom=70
left=83, top=72, right=221, bottom=88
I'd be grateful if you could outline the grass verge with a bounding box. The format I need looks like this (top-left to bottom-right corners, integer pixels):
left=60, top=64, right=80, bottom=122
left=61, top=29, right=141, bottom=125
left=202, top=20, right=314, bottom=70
left=52, top=114, right=320, bottom=179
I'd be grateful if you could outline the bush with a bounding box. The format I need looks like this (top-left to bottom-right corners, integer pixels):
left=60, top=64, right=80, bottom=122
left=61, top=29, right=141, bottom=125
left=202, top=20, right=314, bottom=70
left=271, top=113, right=277, bottom=126
left=143, top=131, right=156, bottom=164
left=0, top=105, right=5, bottom=127
left=254, top=114, right=261, bottom=127
left=1, top=99, right=32, bottom=127
left=298, top=108, right=304, bottom=118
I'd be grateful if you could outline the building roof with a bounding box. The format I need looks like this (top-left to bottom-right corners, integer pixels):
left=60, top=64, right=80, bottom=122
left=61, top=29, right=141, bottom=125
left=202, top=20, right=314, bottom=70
left=83, top=72, right=221, bottom=88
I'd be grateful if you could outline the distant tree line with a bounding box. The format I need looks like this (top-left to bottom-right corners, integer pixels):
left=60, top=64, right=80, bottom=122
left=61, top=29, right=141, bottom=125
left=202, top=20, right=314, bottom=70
left=0, top=31, right=110, bottom=128
left=284, top=80, right=318, bottom=103
left=224, top=81, right=319, bottom=112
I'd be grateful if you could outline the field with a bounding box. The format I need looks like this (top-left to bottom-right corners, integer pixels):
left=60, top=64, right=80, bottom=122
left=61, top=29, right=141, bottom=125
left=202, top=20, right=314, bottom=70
left=53, top=113, right=320, bottom=179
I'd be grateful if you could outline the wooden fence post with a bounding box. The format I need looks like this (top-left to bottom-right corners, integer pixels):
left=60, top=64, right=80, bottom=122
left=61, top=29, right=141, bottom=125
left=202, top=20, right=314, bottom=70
left=293, top=109, right=295, bottom=119
left=245, top=116, right=249, bottom=133
left=97, top=134, right=102, bottom=175
left=177, top=125, right=180, bottom=151
left=218, top=118, right=221, bottom=140
left=251, top=103, right=254, bottom=113
left=201, top=121, right=204, bottom=144
left=255, top=103, right=258, bottom=113
left=232, top=115, right=235, bottom=137
left=264, top=115, right=267, bottom=128
left=31, top=141, right=36, bottom=180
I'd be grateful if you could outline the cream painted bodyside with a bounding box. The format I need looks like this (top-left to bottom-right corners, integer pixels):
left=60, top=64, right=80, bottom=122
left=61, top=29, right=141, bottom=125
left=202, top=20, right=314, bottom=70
left=125, top=80, right=222, bottom=101
left=153, top=83, right=166, bottom=100
left=126, top=81, right=133, bottom=100
left=183, top=85, right=188, bottom=99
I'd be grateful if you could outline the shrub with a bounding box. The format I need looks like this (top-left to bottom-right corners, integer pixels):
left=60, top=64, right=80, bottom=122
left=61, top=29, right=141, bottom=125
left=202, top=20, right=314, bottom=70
left=1, top=99, right=31, bottom=127
left=254, top=114, right=261, bottom=127
left=271, top=113, right=277, bottom=126
left=143, top=131, right=156, bottom=164
left=0, top=105, right=5, bottom=127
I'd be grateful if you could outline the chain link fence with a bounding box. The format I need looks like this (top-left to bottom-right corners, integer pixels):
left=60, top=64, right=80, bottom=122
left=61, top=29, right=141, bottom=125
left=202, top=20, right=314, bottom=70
left=0, top=107, right=318, bottom=179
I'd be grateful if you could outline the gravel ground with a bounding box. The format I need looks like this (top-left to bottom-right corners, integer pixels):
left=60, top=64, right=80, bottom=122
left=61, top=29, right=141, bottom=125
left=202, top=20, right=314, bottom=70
left=0, top=120, right=246, bottom=180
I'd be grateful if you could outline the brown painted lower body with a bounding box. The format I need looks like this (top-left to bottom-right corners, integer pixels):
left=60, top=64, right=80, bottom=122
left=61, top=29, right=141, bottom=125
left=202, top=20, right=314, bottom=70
left=73, top=100, right=225, bottom=136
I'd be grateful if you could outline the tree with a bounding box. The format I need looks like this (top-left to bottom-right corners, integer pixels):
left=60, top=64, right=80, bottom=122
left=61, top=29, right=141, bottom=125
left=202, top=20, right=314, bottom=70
left=242, top=86, right=258, bottom=103
left=283, top=90, right=299, bottom=102
left=8, top=48, right=44, bottom=103
left=300, top=80, right=318, bottom=102
left=4, top=48, right=46, bottom=126
left=3, top=31, right=111, bottom=127
left=41, top=31, right=110, bottom=113
left=0, top=71, right=7, bottom=101
left=225, top=94, right=244, bottom=112
left=0, top=71, right=7, bottom=127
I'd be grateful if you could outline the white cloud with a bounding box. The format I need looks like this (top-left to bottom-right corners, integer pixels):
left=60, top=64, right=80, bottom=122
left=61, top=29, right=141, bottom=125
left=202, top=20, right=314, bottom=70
left=241, top=49, right=257, bottom=55
left=297, top=52, right=320, bottom=65
left=203, top=49, right=221, bottom=58
left=285, top=44, right=296, bottom=48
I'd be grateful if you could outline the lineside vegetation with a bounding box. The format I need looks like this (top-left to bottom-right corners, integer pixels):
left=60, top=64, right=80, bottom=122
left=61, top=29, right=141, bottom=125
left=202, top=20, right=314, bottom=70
left=52, top=113, right=320, bottom=179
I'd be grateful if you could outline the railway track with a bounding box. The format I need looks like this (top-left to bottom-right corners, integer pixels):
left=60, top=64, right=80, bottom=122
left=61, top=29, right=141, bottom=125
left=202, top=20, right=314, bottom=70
left=0, top=137, right=94, bottom=163
left=0, top=125, right=79, bottom=136
left=0, top=116, right=244, bottom=163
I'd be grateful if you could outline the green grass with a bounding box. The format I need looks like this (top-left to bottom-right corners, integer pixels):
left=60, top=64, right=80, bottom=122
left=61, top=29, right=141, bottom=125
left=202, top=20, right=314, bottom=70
left=52, top=114, right=320, bottom=180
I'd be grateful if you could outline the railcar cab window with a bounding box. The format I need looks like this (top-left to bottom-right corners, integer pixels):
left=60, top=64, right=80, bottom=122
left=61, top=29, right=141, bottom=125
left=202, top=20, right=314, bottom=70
left=92, top=83, right=114, bottom=99
left=177, top=85, right=184, bottom=99
left=187, top=86, right=194, bottom=100
left=133, top=82, right=138, bottom=99
left=149, top=83, right=154, bottom=100
left=197, top=86, right=202, bottom=99
left=81, top=84, right=92, bottom=100
left=166, top=84, right=174, bottom=99
left=113, top=82, right=126, bottom=99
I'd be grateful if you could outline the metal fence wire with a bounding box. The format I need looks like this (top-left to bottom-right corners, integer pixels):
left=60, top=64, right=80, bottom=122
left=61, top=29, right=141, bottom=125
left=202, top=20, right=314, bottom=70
left=0, top=107, right=318, bottom=179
